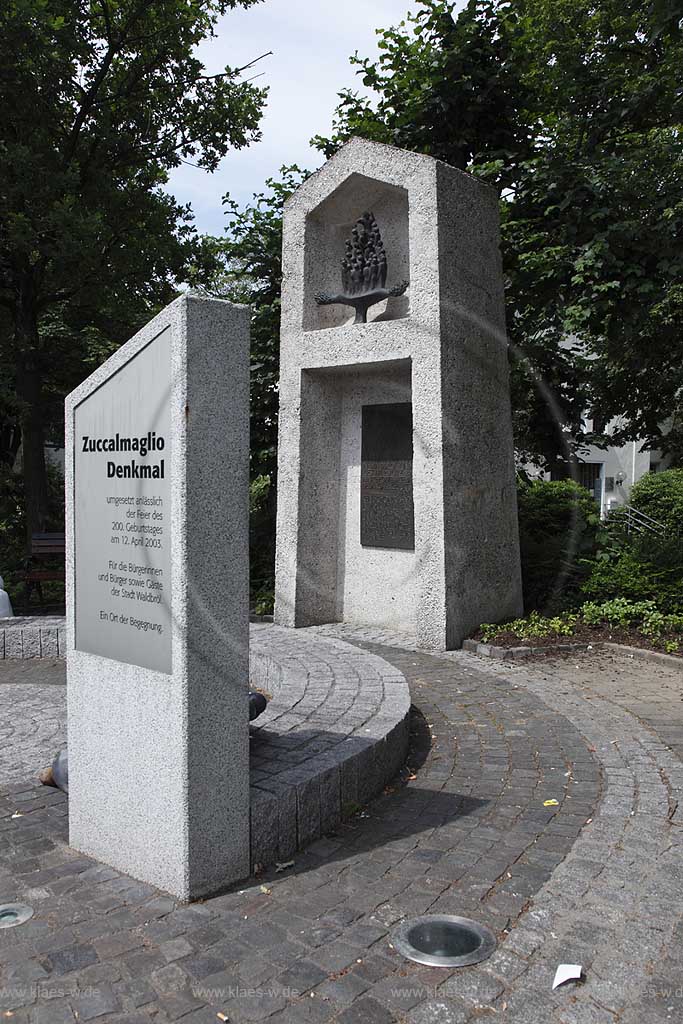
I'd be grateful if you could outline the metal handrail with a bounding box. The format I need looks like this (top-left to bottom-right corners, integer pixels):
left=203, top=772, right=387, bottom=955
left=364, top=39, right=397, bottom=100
left=626, top=506, right=664, bottom=527
left=608, top=503, right=667, bottom=536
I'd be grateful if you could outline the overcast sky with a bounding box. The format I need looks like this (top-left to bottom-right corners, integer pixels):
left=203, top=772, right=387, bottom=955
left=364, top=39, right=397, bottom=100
left=166, top=0, right=427, bottom=237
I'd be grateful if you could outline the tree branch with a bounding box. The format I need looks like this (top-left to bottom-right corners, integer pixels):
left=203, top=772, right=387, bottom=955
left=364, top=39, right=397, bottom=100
left=99, top=0, right=113, bottom=45
left=63, top=0, right=148, bottom=164
left=199, top=51, right=272, bottom=80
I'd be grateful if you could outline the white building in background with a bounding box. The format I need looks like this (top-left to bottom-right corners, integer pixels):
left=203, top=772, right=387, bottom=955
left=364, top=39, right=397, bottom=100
left=528, top=336, right=674, bottom=516
left=531, top=413, right=673, bottom=517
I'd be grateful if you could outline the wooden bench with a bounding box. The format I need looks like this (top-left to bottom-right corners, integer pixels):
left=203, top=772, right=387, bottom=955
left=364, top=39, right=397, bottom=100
left=25, top=533, right=65, bottom=605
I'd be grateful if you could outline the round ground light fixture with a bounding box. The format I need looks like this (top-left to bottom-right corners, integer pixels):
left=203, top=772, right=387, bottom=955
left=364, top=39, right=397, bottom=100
left=0, top=903, right=34, bottom=929
left=392, top=915, right=497, bottom=968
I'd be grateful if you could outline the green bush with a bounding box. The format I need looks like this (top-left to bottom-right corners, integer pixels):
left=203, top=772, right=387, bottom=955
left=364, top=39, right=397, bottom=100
left=582, top=533, right=683, bottom=611
left=581, top=597, right=656, bottom=627
left=249, top=473, right=275, bottom=615
left=0, top=467, right=26, bottom=586
left=477, top=597, right=683, bottom=652
left=517, top=479, right=600, bottom=613
left=629, top=468, right=683, bottom=534
left=0, top=464, right=65, bottom=610
left=479, top=610, right=577, bottom=642
left=582, top=598, right=683, bottom=640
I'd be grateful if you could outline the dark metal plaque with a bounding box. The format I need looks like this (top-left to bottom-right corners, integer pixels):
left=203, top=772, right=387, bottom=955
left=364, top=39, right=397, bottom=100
left=361, top=403, right=414, bottom=550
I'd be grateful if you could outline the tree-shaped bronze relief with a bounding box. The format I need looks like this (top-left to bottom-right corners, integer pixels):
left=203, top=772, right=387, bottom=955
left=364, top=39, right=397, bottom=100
left=315, top=212, right=409, bottom=324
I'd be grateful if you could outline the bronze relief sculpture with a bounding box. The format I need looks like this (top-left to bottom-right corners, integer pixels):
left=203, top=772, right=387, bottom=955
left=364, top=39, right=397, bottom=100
left=315, top=211, right=409, bottom=324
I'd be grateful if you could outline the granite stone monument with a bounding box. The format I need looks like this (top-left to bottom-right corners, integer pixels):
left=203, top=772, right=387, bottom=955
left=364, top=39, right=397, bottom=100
left=274, top=138, right=523, bottom=649
left=65, top=294, right=250, bottom=900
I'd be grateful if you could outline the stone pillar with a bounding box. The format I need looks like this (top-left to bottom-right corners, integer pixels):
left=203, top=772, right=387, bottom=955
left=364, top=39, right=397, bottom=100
left=274, top=138, right=522, bottom=649
left=65, top=294, right=250, bottom=900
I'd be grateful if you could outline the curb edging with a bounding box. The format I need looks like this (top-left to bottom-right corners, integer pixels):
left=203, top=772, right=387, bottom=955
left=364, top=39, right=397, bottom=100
left=462, top=638, right=593, bottom=661
left=463, top=637, right=683, bottom=670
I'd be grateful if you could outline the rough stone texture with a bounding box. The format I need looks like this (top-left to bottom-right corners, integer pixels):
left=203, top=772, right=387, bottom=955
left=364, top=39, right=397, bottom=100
left=0, top=634, right=603, bottom=1024
left=274, top=137, right=522, bottom=649
left=249, top=624, right=411, bottom=867
left=3, top=637, right=683, bottom=1022
left=0, top=615, right=68, bottom=661
left=64, top=295, right=251, bottom=900
left=462, top=638, right=593, bottom=661
left=0, top=664, right=66, bottom=785
left=0, top=625, right=411, bottom=873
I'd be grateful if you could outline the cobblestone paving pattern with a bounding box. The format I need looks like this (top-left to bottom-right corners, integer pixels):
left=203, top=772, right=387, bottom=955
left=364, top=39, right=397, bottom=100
left=488, top=648, right=683, bottom=1024
left=0, top=639, right=681, bottom=1023
left=0, top=659, right=66, bottom=786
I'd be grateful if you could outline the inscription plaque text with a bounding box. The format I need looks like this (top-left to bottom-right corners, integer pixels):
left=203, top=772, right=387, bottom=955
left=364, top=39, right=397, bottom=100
left=73, top=329, right=172, bottom=672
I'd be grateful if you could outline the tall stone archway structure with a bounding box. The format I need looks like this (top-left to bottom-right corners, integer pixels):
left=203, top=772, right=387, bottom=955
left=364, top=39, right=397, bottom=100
left=275, top=138, right=522, bottom=650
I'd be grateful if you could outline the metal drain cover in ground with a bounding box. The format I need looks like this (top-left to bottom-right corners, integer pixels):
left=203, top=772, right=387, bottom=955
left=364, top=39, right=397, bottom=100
left=392, top=915, right=497, bottom=968
left=0, top=903, right=34, bottom=929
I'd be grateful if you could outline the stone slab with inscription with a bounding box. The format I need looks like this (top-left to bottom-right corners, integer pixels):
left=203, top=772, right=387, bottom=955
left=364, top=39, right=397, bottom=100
left=360, top=402, right=415, bottom=551
left=65, top=294, right=250, bottom=900
left=74, top=328, right=172, bottom=673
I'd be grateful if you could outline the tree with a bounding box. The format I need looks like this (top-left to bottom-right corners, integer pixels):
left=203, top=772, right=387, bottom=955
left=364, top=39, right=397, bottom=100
left=313, top=0, right=683, bottom=468
left=503, top=0, right=683, bottom=463
left=313, top=0, right=534, bottom=184
left=199, top=168, right=308, bottom=608
left=0, top=0, right=267, bottom=544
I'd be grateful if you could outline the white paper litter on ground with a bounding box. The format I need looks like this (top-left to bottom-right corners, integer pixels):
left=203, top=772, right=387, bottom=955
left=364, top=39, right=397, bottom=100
left=552, top=964, right=583, bottom=989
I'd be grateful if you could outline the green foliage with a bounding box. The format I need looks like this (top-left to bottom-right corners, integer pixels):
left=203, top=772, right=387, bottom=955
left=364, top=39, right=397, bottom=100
left=479, top=610, right=577, bottom=641
left=216, top=168, right=308, bottom=485
left=582, top=473, right=683, bottom=609
left=581, top=597, right=657, bottom=627
left=249, top=474, right=272, bottom=516
left=0, top=0, right=267, bottom=540
left=641, top=608, right=683, bottom=639
left=200, top=169, right=309, bottom=612
left=313, top=0, right=534, bottom=181
left=0, top=462, right=65, bottom=607
left=511, top=473, right=680, bottom=628
left=479, top=597, right=683, bottom=649
left=0, top=468, right=25, bottom=575
left=517, top=479, right=600, bottom=611
left=629, top=469, right=683, bottom=533
left=248, top=471, right=275, bottom=611
left=580, top=469, right=683, bottom=610
left=582, top=597, right=683, bottom=639
left=314, top=0, right=683, bottom=467
left=581, top=539, right=683, bottom=610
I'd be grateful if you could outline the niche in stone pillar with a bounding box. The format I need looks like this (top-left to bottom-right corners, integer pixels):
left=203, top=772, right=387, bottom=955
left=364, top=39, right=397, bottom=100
left=303, top=173, right=410, bottom=332
left=293, top=359, right=416, bottom=632
left=335, top=359, right=416, bottom=632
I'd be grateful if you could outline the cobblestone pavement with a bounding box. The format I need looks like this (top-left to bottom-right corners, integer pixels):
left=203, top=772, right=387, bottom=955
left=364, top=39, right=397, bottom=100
left=249, top=626, right=410, bottom=865
left=0, top=626, right=412, bottom=871
left=576, top=648, right=683, bottom=761
left=0, top=659, right=66, bottom=786
left=0, top=640, right=681, bottom=1023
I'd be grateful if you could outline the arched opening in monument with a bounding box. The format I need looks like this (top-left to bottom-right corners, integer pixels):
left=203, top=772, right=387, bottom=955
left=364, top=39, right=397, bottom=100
left=303, top=173, right=410, bottom=332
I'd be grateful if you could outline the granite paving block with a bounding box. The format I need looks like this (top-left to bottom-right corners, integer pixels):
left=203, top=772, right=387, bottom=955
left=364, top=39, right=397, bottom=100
left=3, top=629, right=683, bottom=1024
